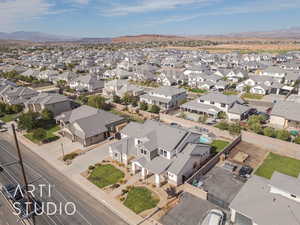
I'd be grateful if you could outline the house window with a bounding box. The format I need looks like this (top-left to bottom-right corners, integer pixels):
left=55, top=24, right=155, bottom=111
left=160, top=149, right=168, bottom=158
left=221, top=103, right=226, bottom=108
left=291, top=194, right=297, bottom=198
left=210, top=101, right=215, bottom=105
left=141, top=149, right=147, bottom=155
left=200, top=100, right=204, bottom=103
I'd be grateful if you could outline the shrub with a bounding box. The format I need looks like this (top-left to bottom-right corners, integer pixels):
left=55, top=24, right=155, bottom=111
left=122, top=189, right=128, bottom=195
left=294, top=136, right=300, bottom=145
left=120, top=197, right=125, bottom=201
left=228, top=123, right=242, bottom=135
left=215, top=121, right=229, bottom=130
left=263, top=127, right=275, bottom=137
left=63, top=152, right=79, bottom=161
left=275, top=130, right=290, bottom=141
left=250, top=122, right=262, bottom=134
left=139, top=101, right=148, bottom=111
left=149, top=104, right=160, bottom=114
left=32, top=128, right=47, bottom=141
left=88, top=165, right=95, bottom=170
left=217, top=111, right=227, bottom=119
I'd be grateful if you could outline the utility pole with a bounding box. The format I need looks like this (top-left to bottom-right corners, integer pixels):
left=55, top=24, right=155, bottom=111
left=11, top=124, right=33, bottom=215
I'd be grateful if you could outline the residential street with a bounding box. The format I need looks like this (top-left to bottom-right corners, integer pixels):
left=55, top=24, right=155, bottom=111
left=0, top=134, right=128, bottom=225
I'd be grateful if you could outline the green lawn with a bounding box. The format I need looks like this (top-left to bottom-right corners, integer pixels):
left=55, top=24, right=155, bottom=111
left=223, top=90, right=239, bottom=95
left=255, top=153, right=300, bottom=179
left=242, top=93, right=264, bottom=100
left=88, top=164, right=124, bottom=188
left=210, top=140, right=230, bottom=153
left=124, top=187, right=159, bottom=214
left=110, top=109, right=145, bottom=123
left=0, top=113, right=19, bottom=122
left=188, top=88, right=208, bottom=94
left=24, top=125, right=60, bottom=144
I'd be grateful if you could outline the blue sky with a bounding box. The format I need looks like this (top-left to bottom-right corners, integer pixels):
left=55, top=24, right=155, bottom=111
left=0, top=0, right=300, bottom=37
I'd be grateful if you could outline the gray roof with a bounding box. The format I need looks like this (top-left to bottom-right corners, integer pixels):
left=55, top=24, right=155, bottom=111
left=271, top=100, right=300, bottom=122
left=230, top=174, right=300, bottom=225
left=55, top=105, right=100, bottom=123
left=136, top=156, right=172, bottom=174
left=270, top=172, right=300, bottom=197
left=181, top=99, right=221, bottom=115
left=70, top=110, right=124, bottom=138
left=199, top=92, right=244, bottom=105
left=168, top=143, right=210, bottom=175
left=121, top=120, right=188, bottom=152
left=228, top=103, right=251, bottom=115
left=149, top=86, right=186, bottom=96
left=26, top=93, right=69, bottom=105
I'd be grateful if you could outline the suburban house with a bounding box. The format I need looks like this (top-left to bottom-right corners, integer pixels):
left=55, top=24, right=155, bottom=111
left=230, top=172, right=300, bottom=225
left=237, top=76, right=286, bottom=95
left=25, top=93, right=72, bottom=116
left=103, top=80, right=144, bottom=97
left=69, top=75, right=104, bottom=92
left=109, top=120, right=211, bottom=186
left=270, top=100, right=300, bottom=129
left=0, top=86, right=38, bottom=105
left=140, top=86, right=187, bottom=110
left=55, top=105, right=127, bottom=146
left=180, top=92, right=250, bottom=120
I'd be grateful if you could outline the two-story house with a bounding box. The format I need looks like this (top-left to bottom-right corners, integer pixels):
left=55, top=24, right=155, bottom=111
left=140, top=87, right=187, bottom=110
left=109, top=120, right=211, bottom=186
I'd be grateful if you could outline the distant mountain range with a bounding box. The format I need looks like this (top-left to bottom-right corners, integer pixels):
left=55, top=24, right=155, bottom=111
left=0, top=31, right=111, bottom=43
left=1, top=27, right=300, bottom=43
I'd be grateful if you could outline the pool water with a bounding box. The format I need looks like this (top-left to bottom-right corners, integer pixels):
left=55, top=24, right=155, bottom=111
left=199, top=136, right=210, bottom=144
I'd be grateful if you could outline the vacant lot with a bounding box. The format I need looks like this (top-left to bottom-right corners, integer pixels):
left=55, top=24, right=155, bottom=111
left=89, top=164, right=124, bottom=188
left=124, top=187, right=159, bottom=214
left=255, top=153, right=300, bottom=179
left=228, top=141, right=268, bottom=168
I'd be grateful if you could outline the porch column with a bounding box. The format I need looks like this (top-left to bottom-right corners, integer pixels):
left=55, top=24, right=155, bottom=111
left=141, top=167, right=146, bottom=179
left=155, top=174, right=160, bottom=187
left=230, top=209, right=236, bottom=222
left=276, top=88, right=280, bottom=95
left=132, top=163, right=136, bottom=174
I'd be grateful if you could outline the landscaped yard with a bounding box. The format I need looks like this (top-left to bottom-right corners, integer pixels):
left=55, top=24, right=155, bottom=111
left=210, top=140, right=229, bottom=153
left=0, top=113, right=19, bottom=122
left=110, top=109, right=145, bottom=123
left=241, top=93, right=264, bottom=100
left=255, top=153, right=300, bottom=179
left=124, top=187, right=159, bottom=214
left=223, top=90, right=239, bottom=95
left=88, top=164, right=124, bottom=188
left=24, top=125, right=60, bottom=144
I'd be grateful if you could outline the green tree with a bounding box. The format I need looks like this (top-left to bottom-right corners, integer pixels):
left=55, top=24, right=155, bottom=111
left=139, top=101, right=148, bottom=111
left=217, top=111, right=227, bottom=120
left=294, top=136, right=300, bottom=144
left=56, top=80, right=67, bottom=88
left=33, top=128, right=47, bottom=141
left=243, top=85, right=251, bottom=93
left=215, top=121, right=229, bottom=130
left=263, top=127, right=275, bottom=137
left=88, top=96, right=110, bottom=110
left=149, top=104, right=160, bottom=114
left=41, top=108, right=54, bottom=121
left=113, top=95, right=122, bottom=104
left=18, top=112, right=40, bottom=131
left=228, top=123, right=242, bottom=135
left=198, top=114, right=208, bottom=123
left=11, top=104, right=23, bottom=113
left=275, top=129, right=290, bottom=141
left=250, top=122, right=262, bottom=134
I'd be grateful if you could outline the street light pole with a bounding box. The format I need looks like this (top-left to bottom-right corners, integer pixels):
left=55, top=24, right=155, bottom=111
left=11, top=124, right=32, bottom=213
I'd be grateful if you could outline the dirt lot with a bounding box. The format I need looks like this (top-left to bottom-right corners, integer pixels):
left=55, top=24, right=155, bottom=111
left=228, top=141, right=269, bottom=169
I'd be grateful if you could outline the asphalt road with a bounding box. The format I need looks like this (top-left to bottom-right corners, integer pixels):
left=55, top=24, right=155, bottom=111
left=0, top=134, right=128, bottom=225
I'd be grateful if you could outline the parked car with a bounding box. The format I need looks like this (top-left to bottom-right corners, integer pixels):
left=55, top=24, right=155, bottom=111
left=200, top=209, right=225, bottom=225
left=239, top=166, right=253, bottom=178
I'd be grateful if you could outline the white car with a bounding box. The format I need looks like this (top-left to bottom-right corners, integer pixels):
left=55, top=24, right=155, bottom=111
left=200, top=209, right=224, bottom=225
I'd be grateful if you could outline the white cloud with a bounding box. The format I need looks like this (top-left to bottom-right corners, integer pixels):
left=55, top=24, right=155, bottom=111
left=0, top=0, right=52, bottom=30
left=101, top=0, right=219, bottom=16
left=149, top=0, right=300, bottom=24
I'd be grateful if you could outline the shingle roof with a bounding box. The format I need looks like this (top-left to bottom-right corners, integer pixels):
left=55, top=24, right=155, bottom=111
left=271, top=100, right=300, bottom=122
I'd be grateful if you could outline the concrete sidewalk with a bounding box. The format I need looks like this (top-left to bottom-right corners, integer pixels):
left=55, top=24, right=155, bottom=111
left=3, top=128, right=160, bottom=225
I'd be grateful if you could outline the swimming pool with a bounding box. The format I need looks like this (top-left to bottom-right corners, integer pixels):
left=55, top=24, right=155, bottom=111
left=199, top=136, right=210, bottom=144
